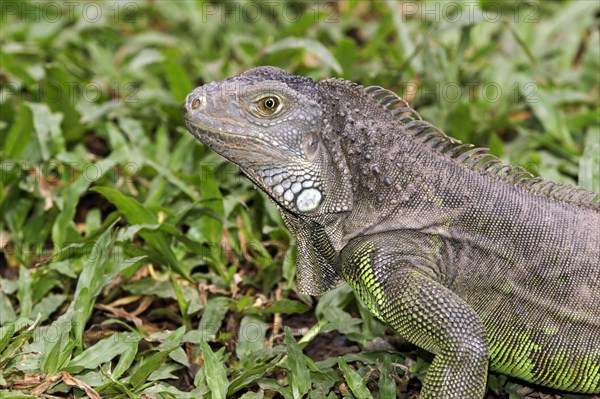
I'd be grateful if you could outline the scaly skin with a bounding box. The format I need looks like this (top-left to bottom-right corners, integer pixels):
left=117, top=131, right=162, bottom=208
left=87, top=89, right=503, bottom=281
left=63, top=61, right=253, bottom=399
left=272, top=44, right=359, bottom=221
left=184, top=66, right=600, bottom=397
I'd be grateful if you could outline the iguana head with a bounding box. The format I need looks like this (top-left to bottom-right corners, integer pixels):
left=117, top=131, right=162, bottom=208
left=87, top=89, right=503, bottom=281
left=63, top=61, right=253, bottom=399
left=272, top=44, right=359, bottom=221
left=183, top=66, right=352, bottom=217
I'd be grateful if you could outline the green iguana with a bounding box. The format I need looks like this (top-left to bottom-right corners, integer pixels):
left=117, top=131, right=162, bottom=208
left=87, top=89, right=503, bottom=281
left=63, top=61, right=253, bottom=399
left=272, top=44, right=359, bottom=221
left=183, top=66, right=600, bottom=398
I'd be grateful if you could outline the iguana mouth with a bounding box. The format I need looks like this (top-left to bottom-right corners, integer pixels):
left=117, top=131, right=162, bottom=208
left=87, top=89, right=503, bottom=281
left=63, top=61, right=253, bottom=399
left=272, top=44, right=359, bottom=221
left=184, top=116, right=304, bottom=183
left=183, top=117, right=301, bottom=167
left=184, top=117, right=269, bottom=145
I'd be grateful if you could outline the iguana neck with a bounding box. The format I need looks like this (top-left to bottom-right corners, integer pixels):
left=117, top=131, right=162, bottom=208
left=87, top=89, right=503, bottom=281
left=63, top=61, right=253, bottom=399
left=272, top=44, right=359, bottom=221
left=317, top=79, right=444, bottom=214
left=318, top=79, right=412, bottom=197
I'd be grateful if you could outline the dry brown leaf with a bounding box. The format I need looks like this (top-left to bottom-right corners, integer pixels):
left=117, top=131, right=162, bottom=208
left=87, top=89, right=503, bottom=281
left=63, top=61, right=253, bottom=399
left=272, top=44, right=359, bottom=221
left=108, top=295, right=143, bottom=307
left=10, top=373, right=47, bottom=390
left=31, top=373, right=62, bottom=396
left=94, top=303, right=143, bottom=326
left=131, top=295, right=154, bottom=317
left=198, top=282, right=231, bottom=307
left=61, top=371, right=102, bottom=399
left=103, top=274, right=124, bottom=296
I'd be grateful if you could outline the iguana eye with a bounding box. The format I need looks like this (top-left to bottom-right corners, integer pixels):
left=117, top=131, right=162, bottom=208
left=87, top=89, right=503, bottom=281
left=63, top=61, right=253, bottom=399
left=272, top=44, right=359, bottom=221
left=257, top=96, right=281, bottom=115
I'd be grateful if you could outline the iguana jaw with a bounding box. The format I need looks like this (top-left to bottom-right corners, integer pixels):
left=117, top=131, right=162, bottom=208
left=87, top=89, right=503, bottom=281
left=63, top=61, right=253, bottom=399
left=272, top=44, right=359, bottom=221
left=183, top=116, right=284, bottom=161
left=184, top=114, right=325, bottom=214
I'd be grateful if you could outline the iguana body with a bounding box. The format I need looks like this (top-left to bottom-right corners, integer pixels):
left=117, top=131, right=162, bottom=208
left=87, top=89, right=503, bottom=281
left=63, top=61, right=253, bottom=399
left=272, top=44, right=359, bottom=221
left=183, top=66, right=600, bottom=398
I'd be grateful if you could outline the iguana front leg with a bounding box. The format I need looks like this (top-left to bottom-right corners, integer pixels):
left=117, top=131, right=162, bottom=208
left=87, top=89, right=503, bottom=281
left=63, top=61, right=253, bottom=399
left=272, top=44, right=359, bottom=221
left=341, top=237, right=490, bottom=399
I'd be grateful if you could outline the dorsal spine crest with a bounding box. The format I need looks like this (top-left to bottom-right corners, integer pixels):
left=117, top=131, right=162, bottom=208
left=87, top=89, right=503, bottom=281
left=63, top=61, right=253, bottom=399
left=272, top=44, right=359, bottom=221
left=363, top=84, right=600, bottom=210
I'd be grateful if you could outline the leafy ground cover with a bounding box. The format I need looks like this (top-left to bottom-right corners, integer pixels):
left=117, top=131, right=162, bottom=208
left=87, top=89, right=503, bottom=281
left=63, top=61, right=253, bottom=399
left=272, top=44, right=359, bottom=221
left=1, top=1, right=598, bottom=398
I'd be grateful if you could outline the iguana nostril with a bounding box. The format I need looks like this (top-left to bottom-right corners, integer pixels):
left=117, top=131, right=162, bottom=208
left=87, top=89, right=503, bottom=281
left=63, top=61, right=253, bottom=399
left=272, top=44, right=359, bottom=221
left=191, top=98, right=201, bottom=110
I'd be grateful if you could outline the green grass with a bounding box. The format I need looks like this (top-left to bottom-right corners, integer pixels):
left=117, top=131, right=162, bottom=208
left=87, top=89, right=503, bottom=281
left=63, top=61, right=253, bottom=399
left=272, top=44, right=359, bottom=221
left=1, top=1, right=598, bottom=398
